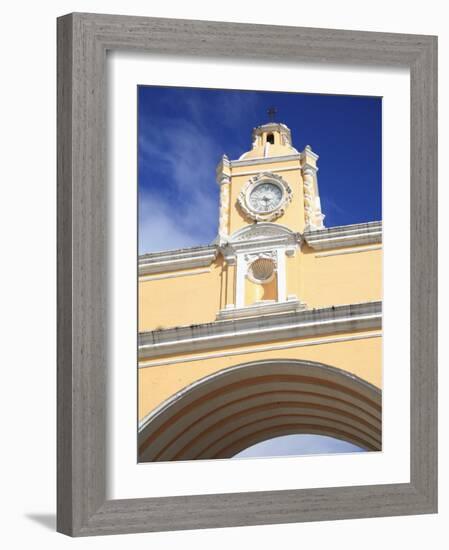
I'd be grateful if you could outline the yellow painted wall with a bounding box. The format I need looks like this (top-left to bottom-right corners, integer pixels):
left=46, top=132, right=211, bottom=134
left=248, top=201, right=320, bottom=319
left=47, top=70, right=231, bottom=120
left=245, top=277, right=277, bottom=305
left=297, top=245, right=382, bottom=308
left=139, top=256, right=224, bottom=331
left=139, top=245, right=382, bottom=332
left=138, top=332, right=382, bottom=420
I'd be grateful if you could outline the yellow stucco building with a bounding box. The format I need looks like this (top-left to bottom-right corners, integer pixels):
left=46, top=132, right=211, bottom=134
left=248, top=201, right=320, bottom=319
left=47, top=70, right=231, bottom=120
left=138, top=121, right=382, bottom=462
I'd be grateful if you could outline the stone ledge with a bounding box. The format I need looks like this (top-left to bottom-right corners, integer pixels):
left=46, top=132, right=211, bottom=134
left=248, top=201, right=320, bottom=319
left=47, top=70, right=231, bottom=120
left=139, top=301, right=382, bottom=360
left=304, top=221, right=382, bottom=250
left=217, top=299, right=307, bottom=321
left=139, top=245, right=218, bottom=275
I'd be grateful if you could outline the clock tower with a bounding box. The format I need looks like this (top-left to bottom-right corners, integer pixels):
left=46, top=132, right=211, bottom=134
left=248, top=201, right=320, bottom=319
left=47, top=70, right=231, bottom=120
left=215, top=120, right=325, bottom=317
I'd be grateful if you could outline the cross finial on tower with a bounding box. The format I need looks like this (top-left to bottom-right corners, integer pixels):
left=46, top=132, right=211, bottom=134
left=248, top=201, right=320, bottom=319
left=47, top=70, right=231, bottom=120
left=267, top=106, right=277, bottom=122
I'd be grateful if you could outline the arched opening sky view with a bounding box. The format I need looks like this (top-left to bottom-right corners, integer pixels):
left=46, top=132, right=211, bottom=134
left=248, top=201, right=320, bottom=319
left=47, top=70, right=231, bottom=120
left=138, top=85, right=381, bottom=457
left=233, top=434, right=364, bottom=459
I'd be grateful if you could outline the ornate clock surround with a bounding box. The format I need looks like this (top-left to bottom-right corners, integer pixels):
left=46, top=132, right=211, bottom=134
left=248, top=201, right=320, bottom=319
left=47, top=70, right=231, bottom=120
left=237, top=172, right=293, bottom=222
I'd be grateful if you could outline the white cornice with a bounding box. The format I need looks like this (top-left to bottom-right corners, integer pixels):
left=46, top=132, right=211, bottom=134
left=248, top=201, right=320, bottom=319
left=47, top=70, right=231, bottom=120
left=315, top=245, right=382, bottom=258
left=219, top=223, right=300, bottom=260
left=138, top=222, right=382, bottom=274
left=221, top=235, right=300, bottom=260
left=228, top=165, right=301, bottom=178
left=230, top=154, right=301, bottom=168
left=140, top=268, right=211, bottom=282
left=252, top=122, right=292, bottom=138
left=139, top=331, right=382, bottom=369
left=217, top=299, right=307, bottom=321
left=230, top=222, right=295, bottom=242
left=304, top=221, right=382, bottom=250
left=139, top=245, right=217, bottom=275
left=139, top=301, right=382, bottom=360
left=300, top=145, right=319, bottom=162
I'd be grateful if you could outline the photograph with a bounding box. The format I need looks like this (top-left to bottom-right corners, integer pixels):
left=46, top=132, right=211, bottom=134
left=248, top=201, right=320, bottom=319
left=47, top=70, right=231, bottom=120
left=137, top=86, right=383, bottom=462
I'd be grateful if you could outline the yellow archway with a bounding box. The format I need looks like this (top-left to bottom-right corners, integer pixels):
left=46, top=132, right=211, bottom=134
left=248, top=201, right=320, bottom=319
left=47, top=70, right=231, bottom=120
left=138, top=359, right=381, bottom=462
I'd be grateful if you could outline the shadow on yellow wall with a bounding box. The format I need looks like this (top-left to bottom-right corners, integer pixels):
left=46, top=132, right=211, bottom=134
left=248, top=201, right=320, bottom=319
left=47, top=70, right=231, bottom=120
left=245, top=277, right=277, bottom=305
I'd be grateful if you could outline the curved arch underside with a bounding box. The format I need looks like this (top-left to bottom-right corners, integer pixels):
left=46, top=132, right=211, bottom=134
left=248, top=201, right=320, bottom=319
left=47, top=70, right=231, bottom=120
left=138, top=360, right=382, bottom=462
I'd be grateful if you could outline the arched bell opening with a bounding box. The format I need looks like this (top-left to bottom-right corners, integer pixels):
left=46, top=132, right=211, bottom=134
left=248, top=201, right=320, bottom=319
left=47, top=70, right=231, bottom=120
left=245, top=257, right=278, bottom=305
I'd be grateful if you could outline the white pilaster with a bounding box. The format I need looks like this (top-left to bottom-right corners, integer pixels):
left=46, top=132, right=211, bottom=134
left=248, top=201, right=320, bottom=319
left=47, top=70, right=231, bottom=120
left=276, top=248, right=287, bottom=303
left=235, top=254, right=246, bottom=308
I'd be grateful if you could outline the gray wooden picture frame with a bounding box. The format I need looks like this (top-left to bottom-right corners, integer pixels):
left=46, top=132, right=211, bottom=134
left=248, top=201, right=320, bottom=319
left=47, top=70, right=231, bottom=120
left=57, top=12, right=438, bottom=537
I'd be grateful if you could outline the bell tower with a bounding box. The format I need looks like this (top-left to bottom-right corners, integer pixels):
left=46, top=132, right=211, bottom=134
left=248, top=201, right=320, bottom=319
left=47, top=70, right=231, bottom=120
left=216, top=120, right=325, bottom=243
left=215, top=119, right=325, bottom=318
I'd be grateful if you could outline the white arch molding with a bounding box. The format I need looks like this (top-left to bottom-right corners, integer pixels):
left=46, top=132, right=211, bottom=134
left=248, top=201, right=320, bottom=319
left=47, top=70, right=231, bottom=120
left=228, top=221, right=296, bottom=243
left=138, top=359, right=382, bottom=462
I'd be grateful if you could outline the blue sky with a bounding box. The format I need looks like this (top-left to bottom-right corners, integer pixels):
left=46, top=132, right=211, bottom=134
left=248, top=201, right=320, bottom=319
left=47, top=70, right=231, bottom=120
left=138, top=86, right=380, bottom=457
left=138, top=85, right=381, bottom=253
left=234, top=434, right=364, bottom=459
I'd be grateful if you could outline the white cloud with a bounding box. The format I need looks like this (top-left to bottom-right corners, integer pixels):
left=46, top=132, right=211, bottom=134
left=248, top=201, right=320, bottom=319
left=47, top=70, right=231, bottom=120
left=138, top=118, right=221, bottom=253
left=139, top=193, right=211, bottom=253
left=138, top=88, right=263, bottom=254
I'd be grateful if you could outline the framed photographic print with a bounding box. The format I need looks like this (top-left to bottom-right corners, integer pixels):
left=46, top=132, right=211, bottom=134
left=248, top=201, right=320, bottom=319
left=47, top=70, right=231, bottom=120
left=57, top=13, right=437, bottom=536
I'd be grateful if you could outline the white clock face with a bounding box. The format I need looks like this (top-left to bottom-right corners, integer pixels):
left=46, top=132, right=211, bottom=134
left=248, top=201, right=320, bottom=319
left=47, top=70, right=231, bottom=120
left=248, top=183, right=283, bottom=213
